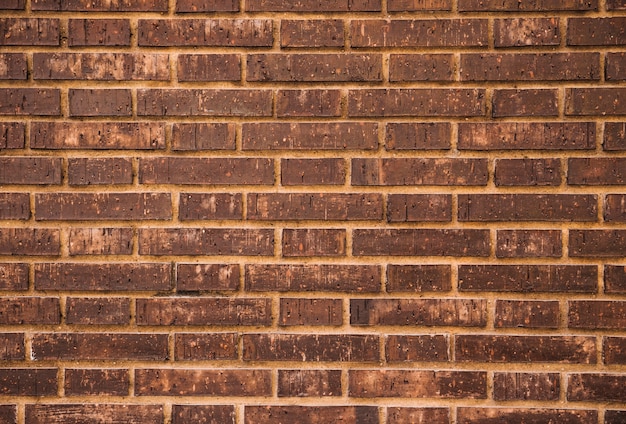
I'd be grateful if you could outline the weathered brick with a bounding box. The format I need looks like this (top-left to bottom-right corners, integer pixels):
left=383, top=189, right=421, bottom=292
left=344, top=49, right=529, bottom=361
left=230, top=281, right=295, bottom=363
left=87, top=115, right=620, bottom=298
left=178, top=54, right=240, bottom=82
left=387, top=265, right=451, bottom=292
left=0, top=89, right=60, bottom=116
left=570, top=230, right=626, bottom=257
left=282, top=229, right=346, bottom=257
left=0, top=122, right=25, bottom=149
left=387, top=194, right=452, bottom=222
left=281, top=20, right=344, bottom=48
left=566, top=88, right=626, bottom=115
left=0, top=54, right=26, bottom=79
left=604, top=122, right=626, bottom=150
left=458, top=0, right=597, bottom=10
left=64, top=369, right=129, bottom=396
left=607, top=0, right=626, bottom=9
left=494, top=18, right=560, bottom=47
left=279, top=298, right=343, bottom=326
left=495, top=300, right=560, bottom=328
left=385, top=123, right=451, bottom=150
left=245, top=406, right=378, bottom=424
left=69, top=89, right=131, bottom=117
left=68, top=19, right=130, bottom=46
left=387, top=408, right=449, bottom=424
left=278, top=370, right=342, bottom=397
left=0, top=193, right=30, bottom=220
left=605, top=195, right=626, bottom=222
left=604, top=337, right=626, bottom=364
left=389, top=0, right=451, bottom=10
left=281, top=158, right=346, bottom=186
left=0, top=405, right=15, bottom=424
left=606, top=411, right=626, bottom=424
left=179, top=193, right=242, bottom=220
left=605, top=265, right=626, bottom=293
left=243, top=334, right=379, bottom=362
left=246, top=0, right=381, bottom=11
left=32, top=0, right=168, bottom=11
left=173, top=405, right=235, bottom=424
left=568, top=18, right=626, bottom=46
left=0, top=369, right=56, bottom=396
left=66, top=297, right=130, bottom=325
left=69, top=228, right=133, bottom=255
left=68, top=158, right=133, bottom=186
left=568, top=374, right=626, bottom=402
left=0, top=18, right=59, bottom=45
left=606, top=53, right=626, bottom=81
left=389, top=54, right=454, bottom=82
left=496, top=230, right=562, bottom=258
left=176, top=0, right=239, bottom=11
left=0, top=229, right=60, bottom=256
left=0, top=157, right=61, bottom=185
left=495, top=158, right=561, bottom=186
left=0, top=334, right=23, bottom=360
left=25, top=405, right=163, bottom=424
left=0, top=0, right=24, bottom=9
left=172, top=123, right=236, bottom=151
left=386, top=335, right=449, bottom=362
left=493, top=89, right=559, bottom=117
left=174, top=333, right=238, bottom=360
left=568, top=158, right=626, bottom=185
left=493, top=373, right=560, bottom=401
left=569, top=301, right=626, bottom=329
left=0, top=263, right=29, bottom=290
left=276, top=90, right=342, bottom=117
left=176, top=264, right=240, bottom=291
left=457, top=408, right=596, bottom=424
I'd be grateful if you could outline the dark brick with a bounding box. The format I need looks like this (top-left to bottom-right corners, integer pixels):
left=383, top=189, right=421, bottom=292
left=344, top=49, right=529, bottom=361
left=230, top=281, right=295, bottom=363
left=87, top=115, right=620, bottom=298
left=176, top=0, right=238, bottom=11
left=0, top=54, right=26, bottom=80
left=385, top=123, right=451, bottom=150
left=458, top=0, right=597, bottom=10
left=568, top=18, right=626, bottom=46
left=607, top=0, right=626, bottom=9
left=32, top=0, right=167, bottom=11
left=68, top=158, right=133, bottom=186
left=493, top=373, right=560, bottom=401
left=0, top=297, right=59, bottom=325
left=566, top=88, right=626, bottom=115
left=281, top=158, right=346, bottom=185
left=282, top=229, right=345, bottom=257
left=278, top=370, right=342, bottom=397
left=386, top=265, right=451, bottom=293
left=0, top=229, right=60, bottom=256
left=0, top=263, right=28, bottom=291
left=388, top=0, right=451, bottom=9
left=176, top=264, right=240, bottom=291
left=0, top=193, right=30, bottom=220
left=69, top=228, right=133, bottom=255
left=387, top=408, right=449, bottom=424
left=276, top=90, right=342, bottom=117
left=174, top=333, right=238, bottom=360
left=0, top=369, right=56, bottom=396
left=457, top=408, right=596, bottom=424
left=387, top=194, right=452, bottom=222
left=0, top=89, right=60, bottom=116
left=390, top=54, right=453, bottom=82
left=605, top=195, right=626, bottom=222
left=281, top=20, right=344, bottom=48
left=66, top=297, right=130, bottom=325
left=568, top=158, right=626, bottom=185
left=246, top=0, right=381, bottom=11
left=495, top=300, right=559, bottom=328
left=604, top=337, right=626, bottom=364
left=570, top=230, right=626, bottom=257
left=495, top=158, right=561, bottom=186
left=493, top=89, right=559, bottom=117
left=25, top=405, right=163, bottom=424
left=386, top=335, right=449, bottom=362
left=0, top=334, right=23, bottom=360
left=68, top=19, right=130, bottom=46
left=606, top=411, right=626, bottom=424
left=280, top=298, right=343, bottom=326
left=494, top=18, right=560, bottom=47
left=569, top=301, right=626, bottom=329
left=179, top=193, right=242, bottom=220
left=0, top=405, right=15, bottom=424
left=178, top=54, right=240, bottom=82
left=69, top=89, right=131, bottom=117
left=172, top=123, right=236, bottom=151
left=496, top=230, right=562, bottom=258
left=64, top=369, right=129, bottom=396
left=0, top=122, right=25, bottom=149
left=173, top=405, right=235, bottom=424
left=606, top=265, right=626, bottom=293
left=0, top=0, right=24, bottom=9
left=245, top=406, right=378, bottom=424
left=0, top=157, right=61, bottom=185
left=0, top=18, right=59, bottom=45
left=606, top=53, right=626, bottom=81
left=568, top=374, right=626, bottom=402
left=604, top=123, right=626, bottom=150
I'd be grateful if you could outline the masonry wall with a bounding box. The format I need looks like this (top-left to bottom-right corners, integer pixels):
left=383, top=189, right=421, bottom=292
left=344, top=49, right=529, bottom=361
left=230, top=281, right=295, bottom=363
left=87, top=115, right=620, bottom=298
left=0, top=0, right=625, bottom=423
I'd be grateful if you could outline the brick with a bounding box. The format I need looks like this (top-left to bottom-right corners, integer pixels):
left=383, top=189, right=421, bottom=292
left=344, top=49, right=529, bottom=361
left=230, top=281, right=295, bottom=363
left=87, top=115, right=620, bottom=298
left=278, top=370, right=341, bottom=397
left=566, top=88, right=626, bottom=115
left=494, top=18, right=560, bottom=47
left=458, top=0, right=597, bottom=10
left=0, top=0, right=24, bottom=9
left=32, top=0, right=167, bottom=11
left=173, top=405, right=235, bottom=424
left=276, top=90, right=342, bottom=117
left=458, top=194, right=597, bottom=222
left=0, top=229, right=60, bottom=256
left=179, top=193, right=242, bottom=220
left=281, top=158, right=346, bottom=185
left=25, top=405, right=163, bottom=424
left=495, top=158, right=561, bottom=186
left=457, top=408, right=596, bottom=424
left=495, top=300, right=559, bottom=328
left=135, top=369, right=271, bottom=396
left=245, top=264, right=381, bottom=292
left=604, top=123, right=626, bottom=150
left=0, top=18, right=59, bottom=45
left=140, top=158, right=273, bottom=185
left=0, top=405, right=15, bottom=424
left=64, top=369, right=129, bottom=396
left=352, top=158, right=488, bottom=186
left=247, top=193, right=383, bottom=220
left=68, top=158, right=133, bottom=185
left=458, top=122, right=595, bottom=150
left=172, top=123, right=235, bottom=151
left=606, top=265, right=626, bottom=293
left=389, top=54, right=454, bottom=82
left=568, top=158, right=626, bottom=185
left=35, top=263, right=171, bottom=291
left=281, top=20, right=344, bottom=48
left=178, top=54, right=240, bottom=82
left=0, top=334, right=23, bottom=360
left=386, top=335, right=449, bottom=362
left=349, top=89, right=485, bottom=117
left=0, top=263, right=28, bottom=290
left=138, top=89, right=272, bottom=116
left=176, top=264, right=240, bottom=291
left=246, top=0, right=381, bottom=11
left=0, top=369, right=56, bottom=396
left=457, top=335, right=596, bottom=363
left=138, top=228, right=274, bottom=256
left=388, top=0, right=451, bottom=10
left=175, top=333, right=237, bottom=360
left=386, top=123, right=450, bottom=150
left=493, top=373, right=560, bottom=401
left=496, top=230, right=562, bottom=258
left=607, top=0, right=626, bottom=9
left=349, top=370, right=486, bottom=398
left=351, top=298, right=486, bottom=326
left=353, top=229, right=490, bottom=256
left=0, top=193, right=30, bottom=220
left=388, top=408, right=449, bottom=424
left=138, top=19, right=272, bottom=47
left=606, top=411, right=626, bottom=424
left=243, top=334, right=379, bottom=362
left=279, top=298, right=343, bottom=326
left=176, top=0, right=239, bottom=11
left=243, top=122, right=378, bottom=150
left=493, top=89, right=559, bottom=117
left=0, top=157, right=61, bottom=185
left=34, top=53, right=168, bottom=80
left=0, top=89, right=60, bottom=116
left=568, top=18, right=626, bottom=46
left=35, top=193, right=172, bottom=220
left=0, top=122, right=25, bottom=149
left=245, top=406, right=378, bottom=424
left=570, top=230, right=626, bottom=257
left=69, top=89, right=131, bottom=117
left=387, top=265, right=451, bottom=293
left=0, top=54, right=26, bottom=79
left=69, top=228, right=133, bottom=255
left=248, top=54, right=382, bottom=82
left=459, top=265, right=597, bottom=293
left=32, top=333, right=168, bottom=361
left=605, top=195, right=626, bottom=222
left=604, top=337, right=626, bottom=364
left=136, top=298, right=271, bottom=326
left=568, top=374, right=626, bottom=402
left=569, top=301, right=626, bottom=329
left=68, top=19, right=130, bottom=46
left=606, top=53, right=626, bottom=81
left=282, top=229, right=346, bottom=257
left=351, top=19, right=487, bottom=47
left=66, top=297, right=130, bottom=325
left=387, top=194, right=451, bottom=223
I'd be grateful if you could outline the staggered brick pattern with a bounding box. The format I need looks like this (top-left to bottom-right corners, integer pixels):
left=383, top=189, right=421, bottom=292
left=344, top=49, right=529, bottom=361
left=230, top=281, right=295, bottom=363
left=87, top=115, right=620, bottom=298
left=1, top=0, right=625, bottom=423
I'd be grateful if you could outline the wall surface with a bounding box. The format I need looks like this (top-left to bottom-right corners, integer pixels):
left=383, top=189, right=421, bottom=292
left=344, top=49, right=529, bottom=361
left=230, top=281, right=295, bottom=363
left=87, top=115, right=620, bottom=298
left=1, top=0, right=626, bottom=423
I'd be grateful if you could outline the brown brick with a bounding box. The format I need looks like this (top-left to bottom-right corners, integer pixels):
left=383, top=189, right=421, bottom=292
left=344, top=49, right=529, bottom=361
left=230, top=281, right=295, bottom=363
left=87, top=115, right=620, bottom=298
left=279, top=298, right=343, bottom=326
left=68, top=158, right=132, bottom=186
left=138, top=19, right=272, bottom=46
left=276, top=90, right=342, bottom=117
left=179, top=193, right=242, bottom=220
left=281, top=158, right=346, bottom=186
left=64, top=369, right=129, bottom=396
left=281, top=20, right=344, bottom=48
left=495, top=158, right=561, bottom=186
left=174, top=333, right=238, bottom=360
left=69, top=228, right=133, bottom=255
left=569, top=301, right=626, bottom=329
left=457, top=408, right=596, bottom=424
left=246, top=0, right=381, bottom=11
left=136, top=298, right=271, bottom=326
left=245, top=406, right=378, bottom=424
left=386, top=123, right=450, bottom=150
left=604, top=122, right=626, bottom=150
left=387, top=194, right=451, bottom=223
left=172, top=123, right=235, bottom=151
left=606, top=53, right=626, bottom=81
left=568, top=374, right=626, bottom=402
left=0, top=263, right=29, bottom=290
left=458, top=0, right=597, bottom=10
left=0, top=193, right=30, bottom=220
left=494, top=18, right=560, bottom=47
left=0, top=157, right=61, bottom=185
left=353, top=229, right=490, bottom=256
left=386, top=335, right=449, bottom=362
left=69, top=89, right=131, bottom=117
left=66, top=297, right=130, bottom=325
left=568, top=18, right=626, bottom=46
left=566, top=88, right=626, bottom=115
left=243, top=334, right=379, bottom=362
left=604, top=337, right=626, bottom=364
left=493, top=89, right=559, bottom=117
left=389, top=0, right=451, bottom=10
left=459, top=265, right=597, bottom=293
left=0, top=18, right=59, bottom=45
left=0, top=122, right=25, bottom=149
left=0, top=0, right=24, bottom=9
left=178, top=54, right=240, bottom=82
left=351, top=298, right=486, bottom=326
left=390, top=54, right=453, bottom=82
left=32, top=333, right=168, bottom=360
left=282, top=229, right=346, bottom=257
left=607, top=0, right=626, bottom=9
left=68, top=19, right=130, bottom=46
left=138, top=89, right=272, bottom=117
left=32, top=0, right=167, bottom=11
left=0, top=405, right=15, bottom=424
left=495, top=300, right=560, bottom=328
left=605, top=195, right=626, bottom=222
left=570, top=230, right=626, bottom=257
left=606, top=411, right=626, bottom=424
left=387, top=408, right=449, bottom=424
left=349, top=89, right=485, bottom=117
left=606, top=265, right=626, bottom=293
left=26, top=405, right=163, bottom=424
left=0, top=334, right=23, bottom=360
left=351, top=19, right=487, bottom=47
left=245, top=264, right=381, bottom=292
left=176, top=0, right=239, bottom=11
left=135, top=369, right=271, bottom=396
left=496, top=230, right=562, bottom=258
left=173, top=405, right=235, bottom=424
left=350, top=370, right=486, bottom=398
left=569, top=158, right=626, bottom=185
left=458, top=194, right=597, bottom=222
left=278, top=370, right=342, bottom=397
left=387, top=265, right=451, bottom=293
left=141, top=158, right=273, bottom=185
left=138, top=228, right=274, bottom=256
left=0, top=229, right=60, bottom=256
left=0, top=54, right=26, bottom=80
left=0, top=369, right=56, bottom=396
left=176, top=264, right=240, bottom=291
left=247, top=193, right=383, bottom=221
left=0, top=89, right=60, bottom=116
left=352, top=158, right=488, bottom=186
left=493, top=373, right=560, bottom=401
left=35, top=263, right=171, bottom=291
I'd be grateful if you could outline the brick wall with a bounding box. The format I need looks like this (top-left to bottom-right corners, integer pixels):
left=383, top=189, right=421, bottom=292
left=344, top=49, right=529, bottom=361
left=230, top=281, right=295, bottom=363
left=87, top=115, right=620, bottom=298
left=1, top=0, right=625, bottom=423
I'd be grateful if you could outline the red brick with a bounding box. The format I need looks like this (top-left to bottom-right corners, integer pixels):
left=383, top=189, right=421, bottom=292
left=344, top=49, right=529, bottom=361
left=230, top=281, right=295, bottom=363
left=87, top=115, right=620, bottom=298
left=179, top=193, right=242, bottom=220
left=569, top=301, right=626, bottom=329
left=604, top=337, right=626, bottom=364
left=387, top=408, right=449, bottom=424
left=0, top=334, right=23, bottom=360
left=493, top=373, right=560, bottom=401
left=606, top=265, right=626, bottom=293
left=245, top=264, right=381, bottom=292
left=0, top=405, right=15, bottom=424
left=282, top=229, right=346, bottom=257
left=69, top=89, right=131, bottom=117
left=494, top=18, right=560, bottom=47
left=0, top=193, right=30, bottom=220
left=388, top=0, right=451, bottom=10
left=386, top=123, right=450, bottom=150
left=353, top=229, right=490, bottom=256
left=0, top=54, right=26, bottom=80
left=0, top=369, right=56, bottom=396
left=0, top=89, right=60, bottom=116
left=0, top=122, right=25, bottom=149
left=606, top=53, right=626, bottom=81
left=604, top=122, right=626, bottom=150
left=0, top=229, right=60, bottom=256
left=172, top=123, right=235, bottom=151
left=386, top=335, right=449, bottom=362
left=387, top=265, right=451, bottom=293
left=607, top=0, right=626, bottom=9
left=32, top=0, right=167, bottom=11
left=69, top=228, right=133, bottom=255
left=246, top=0, right=381, bottom=11
left=68, top=19, right=130, bottom=46
left=458, top=0, right=597, bottom=10
left=247, top=193, right=383, bottom=220
left=140, top=158, right=272, bottom=185
left=387, top=194, right=451, bottom=223
left=243, top=334, right=379, bottom=362
left=0, top=0, right=23, bottom=9
left=495, top=300, right=560, bottom=328
left=178, top=54, right=240, bottom=82
left=281, top=20, right=344, bottom=48
left=495, top=158, right=561, bottom=186
left=0, top=18, right=59, bottom=45
left=176, top=0, right=239, bottom=11
left=352, top=158, right=487, bottom=186
left=138, top=228, right=274, bottom=256
left=68, top=158, right=132, bottom=186
left=279, top=298, right=343, bottom=326
left=278, top=370, right=342, bottom=397
left=174, top=333, right=238, bottom=360
left=64, top=369, right=129, bottom=396
left=135, top=369, right=271, bottom=396
left=566, top=88, right=626, bottom=115
left=606, top=411, right=626, bottom=424
left=173, top=405, right=235, bottom=424
left=568, top=18, right=626, bottom=46
left=276, top=90, right=342, bottom=117
left=605, top=195, right=626, bottom=222
left=457, top=408, right=596, bottom=424
left=349, top=89, right=485, bottom=117
left=0, top=263, right=28, bottom=290
left=350, top=370, right=486, bottom=398
left=35, top=263, right=171, bottom=291
left=389, top=54, right=453, bottom=82
left=281, top=158, right=346, bottom=185
left=66, top=297, right=130, bottom=325
left=136, top=298, right=271, bottom=326
left=138, top=19, right=272, bottom=47
left=568, top=374, right=626, bottom=402
left=351, top=298, right=486, bottom=326
left=25, top=405, right=163, bottom=424
left=176, top=264, right=240, bottom=291
left=32, top=333, right=168, bottom=361
left=458, top=265, right=597, bottom=293
left=569, top=158, right=626, bottom=185
left=570, top=230, right=626, bottom=257
left=245, top=406, right=378, bottom=424
left=0, top=157, right=61, bottom=185
left=496, top=230, right=562, bottom=258
left=493, top=89, right=559, bottom=117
